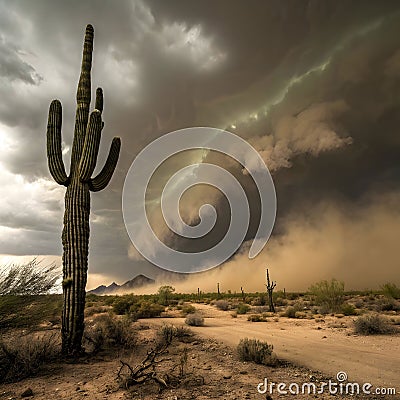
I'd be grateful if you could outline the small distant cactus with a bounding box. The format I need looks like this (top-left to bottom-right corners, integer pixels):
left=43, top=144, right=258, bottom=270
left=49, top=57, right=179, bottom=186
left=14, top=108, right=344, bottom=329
left=266, top=268, right=276, bottom=313
left=46, top=24, right=121, bottom=355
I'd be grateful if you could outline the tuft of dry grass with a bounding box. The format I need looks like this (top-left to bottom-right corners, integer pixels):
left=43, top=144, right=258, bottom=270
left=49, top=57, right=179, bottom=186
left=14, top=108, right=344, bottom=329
left=0, top=332, right=59, bottom=382
left=237, top=338, right=276, bottom=366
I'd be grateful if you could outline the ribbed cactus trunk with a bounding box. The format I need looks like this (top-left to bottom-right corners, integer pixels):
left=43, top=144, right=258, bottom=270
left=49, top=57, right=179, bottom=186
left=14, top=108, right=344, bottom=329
left=46, top=25, right=121, bottom=355
left=61, top=181, right=90, bottom=354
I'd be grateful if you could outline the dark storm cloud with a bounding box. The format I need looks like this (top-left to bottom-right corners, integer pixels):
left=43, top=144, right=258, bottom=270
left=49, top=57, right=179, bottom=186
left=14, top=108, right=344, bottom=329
left=0, top=0, right=399, bottom=287
left=0, top=36, right=42, bottom=84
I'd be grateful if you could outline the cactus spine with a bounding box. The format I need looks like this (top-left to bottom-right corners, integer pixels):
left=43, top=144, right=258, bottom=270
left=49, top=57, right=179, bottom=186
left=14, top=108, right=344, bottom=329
left=47, top=25, right=121, bottom=355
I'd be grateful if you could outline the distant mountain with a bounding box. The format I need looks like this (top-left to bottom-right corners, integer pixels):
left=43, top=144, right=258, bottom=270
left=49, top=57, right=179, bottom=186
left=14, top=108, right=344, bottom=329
left=120, top=274, right=155, bottom=290
left=88, top=274, right=155, bottom=295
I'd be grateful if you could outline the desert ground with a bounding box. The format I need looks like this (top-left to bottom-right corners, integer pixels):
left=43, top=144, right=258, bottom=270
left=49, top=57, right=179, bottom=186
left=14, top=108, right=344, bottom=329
left=152, top=304, right=400, bottom=389
left=0, top=290, right=399, bottom=399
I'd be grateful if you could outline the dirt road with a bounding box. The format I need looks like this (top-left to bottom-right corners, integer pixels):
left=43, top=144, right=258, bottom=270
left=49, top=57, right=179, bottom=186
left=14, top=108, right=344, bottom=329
left=154, top=304, right=400, bottom=390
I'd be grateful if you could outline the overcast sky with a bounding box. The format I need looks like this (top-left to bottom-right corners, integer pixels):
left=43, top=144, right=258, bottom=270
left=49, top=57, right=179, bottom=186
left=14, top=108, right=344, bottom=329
left=0, top=0, right=399, bottom=291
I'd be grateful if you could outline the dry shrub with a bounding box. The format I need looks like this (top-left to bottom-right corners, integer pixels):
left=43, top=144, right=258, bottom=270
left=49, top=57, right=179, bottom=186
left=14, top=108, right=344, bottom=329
left=283, top=302, right=304, bottom=318
left=237, top=338, right=275, bottom=366
left=84, top=305, right=109, bottom=317
left=185, top=313, right=204, bottom=326
left=247, top=314, right=267, bottom=322
left=377, top=298, right=400, bottom=312
left=215, top=300, right=230, bottom=311
left=354, top=314, right=396, bottom=335
left=84, top=313, right=136, bottom=352
left=157, top=324, right=193, bottom=345
left=0, top=332, right=59, bottom=382
left=274, top=297, right=288, bottom=306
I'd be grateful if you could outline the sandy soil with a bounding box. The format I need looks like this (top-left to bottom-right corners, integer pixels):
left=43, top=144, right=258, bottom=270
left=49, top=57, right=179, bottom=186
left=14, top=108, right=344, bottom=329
left=0, top=324, right=345, bottom=400
left=1, top=304, right=399, bottom=399
left=152, top=304, right=400, bottom=389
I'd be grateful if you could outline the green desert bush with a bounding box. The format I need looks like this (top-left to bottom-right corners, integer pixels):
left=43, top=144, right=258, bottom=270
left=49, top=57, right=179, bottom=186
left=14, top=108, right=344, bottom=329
left=158, top=285, right=176, bottom=306
left=112, top=295, right=136, bottom=315
left=181, top=304, right=197, bottom=316
left=0, top=332, right=59, bottom=382
left=381, top=283, right=400, bottom=300
left=341, top=303, right=357, bottom=316
left=185, top=313, right=205, bottom=326
left=236, top=303, right=250, bottom=315
left=309, top=279, right=344, bottom=313
left=354, top=314, right=395, bottom=335
left=129, top=301, right=165, bottom=319
left=237, top=338, right=275, bottom=365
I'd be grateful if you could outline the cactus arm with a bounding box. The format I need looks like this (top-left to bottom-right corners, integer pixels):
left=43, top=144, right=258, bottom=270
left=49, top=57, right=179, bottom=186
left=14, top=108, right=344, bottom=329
left=70, top=24, right=94, bottom=172
left=78, top=110, right=103, bottom=181
left=46, top=100, right=69, bottom=186
left=95, top=87, right=105, bottom=130
left=95, top=87, right=103, bottom=113
left=89, top=137, right=121, bottom=192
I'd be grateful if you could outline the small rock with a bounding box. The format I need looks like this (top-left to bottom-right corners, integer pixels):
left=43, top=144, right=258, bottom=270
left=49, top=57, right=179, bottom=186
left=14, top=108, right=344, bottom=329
left=239, top=370, right=248, bottom=375
left=203, top=365, right=212, bottom=370
left=21, top=388, right=33, bottom=398
left=322, top=335, right=327, bottom=339
left=223, top=374, right=232, bottom=379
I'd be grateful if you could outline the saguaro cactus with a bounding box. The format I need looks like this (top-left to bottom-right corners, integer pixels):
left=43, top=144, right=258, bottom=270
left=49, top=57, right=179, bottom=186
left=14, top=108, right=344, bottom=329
left=46, top=24, right=121, bottom=355
left=266, top=268, right=276, bottom=313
